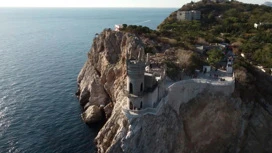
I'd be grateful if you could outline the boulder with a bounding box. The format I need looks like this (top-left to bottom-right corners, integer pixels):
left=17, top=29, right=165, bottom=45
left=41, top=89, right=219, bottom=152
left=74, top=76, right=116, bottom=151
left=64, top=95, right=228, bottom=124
left=81, top=105, right=103, bottom=124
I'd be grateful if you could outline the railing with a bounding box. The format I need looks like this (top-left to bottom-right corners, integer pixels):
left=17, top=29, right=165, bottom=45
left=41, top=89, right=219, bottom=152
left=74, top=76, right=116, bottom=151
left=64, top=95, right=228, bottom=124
left=123, top=95, right=168, bottom=118
left=123, top=75, right=235, bottom=118
left=168, top=78, right=234, bottom=89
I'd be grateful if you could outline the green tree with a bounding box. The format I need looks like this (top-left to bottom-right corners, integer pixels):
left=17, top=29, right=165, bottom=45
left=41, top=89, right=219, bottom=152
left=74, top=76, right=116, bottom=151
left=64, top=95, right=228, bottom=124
left=207, top=49, right=224, bottom=67
left=122, top=24, right=127, bottom=28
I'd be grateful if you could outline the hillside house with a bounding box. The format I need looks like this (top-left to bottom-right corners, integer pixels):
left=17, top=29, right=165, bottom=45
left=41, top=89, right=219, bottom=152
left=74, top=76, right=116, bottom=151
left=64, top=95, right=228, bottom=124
left=177, top=10, right=201, bottom=21
left=114, top=24, right=123, bottom=31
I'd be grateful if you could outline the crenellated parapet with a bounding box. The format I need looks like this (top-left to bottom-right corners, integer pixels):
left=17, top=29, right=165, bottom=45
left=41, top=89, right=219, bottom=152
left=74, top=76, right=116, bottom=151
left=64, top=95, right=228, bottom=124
left=127, top=60, right=145, bottom=78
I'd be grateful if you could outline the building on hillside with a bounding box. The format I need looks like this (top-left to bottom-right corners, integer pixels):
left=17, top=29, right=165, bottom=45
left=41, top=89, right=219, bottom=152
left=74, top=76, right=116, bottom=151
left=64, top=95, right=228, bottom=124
left=195, top=45, right=205, bottom=54
left=203, top=66, right=211, bottom=73
left=195, top=45, right=211, bottom=54
left=114, top=24, right=123, bottom=31
left=177, top=10, right=201, bottom=21
left=254, top=22, right=272, bottom=29
left=126, top=53, right=166, bottom=110
left=254, top=23, right=259, bottom=29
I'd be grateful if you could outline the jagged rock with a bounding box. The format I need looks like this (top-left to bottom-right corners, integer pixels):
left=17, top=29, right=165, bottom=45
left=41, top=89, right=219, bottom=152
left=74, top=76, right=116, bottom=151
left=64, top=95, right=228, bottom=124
left=76, top=29, right=148, bottom=153
left=81, top=105, right=103, bottom=124
left=79, top=87, right=90, bottom=106
left=78, top=62, right=109, bottom=107
left=103, top=102, right=113, bottom=119
left=239, top=104, right=272, bottom=153
left=83, top=102, right=92, bottom=110
left=77, top=29, right=144, bottom=111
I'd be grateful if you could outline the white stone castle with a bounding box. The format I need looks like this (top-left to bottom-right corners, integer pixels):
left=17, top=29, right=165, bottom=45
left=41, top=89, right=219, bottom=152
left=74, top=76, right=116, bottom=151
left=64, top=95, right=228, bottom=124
left=126, top=53, right=166, bottom=111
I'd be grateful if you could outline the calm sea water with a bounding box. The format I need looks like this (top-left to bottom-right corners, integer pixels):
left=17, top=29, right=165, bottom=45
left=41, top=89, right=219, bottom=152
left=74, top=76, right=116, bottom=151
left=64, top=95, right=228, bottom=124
left=0, top=8, right=176, bottom=153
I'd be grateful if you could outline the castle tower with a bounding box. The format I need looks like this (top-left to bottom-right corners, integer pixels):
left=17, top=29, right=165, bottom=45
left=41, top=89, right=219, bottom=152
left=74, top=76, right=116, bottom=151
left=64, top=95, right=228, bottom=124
left=127, top=59, right=145, bottom=110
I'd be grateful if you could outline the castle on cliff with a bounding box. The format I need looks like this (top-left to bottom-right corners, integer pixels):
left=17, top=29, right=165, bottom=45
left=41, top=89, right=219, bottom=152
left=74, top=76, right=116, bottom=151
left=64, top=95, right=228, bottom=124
left=125, top=52, right=167, bottom=111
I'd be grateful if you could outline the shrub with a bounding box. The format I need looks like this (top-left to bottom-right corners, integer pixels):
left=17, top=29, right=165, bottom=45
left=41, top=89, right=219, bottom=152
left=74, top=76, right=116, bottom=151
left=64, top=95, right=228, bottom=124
left=207, top=48, right=224, bottom=67
left=164, top=60, right=181, bottom=80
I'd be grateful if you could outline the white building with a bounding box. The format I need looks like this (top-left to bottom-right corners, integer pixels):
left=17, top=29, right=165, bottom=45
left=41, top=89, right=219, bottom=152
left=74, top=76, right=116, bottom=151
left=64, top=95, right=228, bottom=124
left=177, top=10, right=201, bottom=21
left=114, top=24, right=123, bottom=31
left=241, top=53, right=245, bottom=58
left=203, top=66, right=211, bottom=73
left=254, top=23, right=259, bottom=29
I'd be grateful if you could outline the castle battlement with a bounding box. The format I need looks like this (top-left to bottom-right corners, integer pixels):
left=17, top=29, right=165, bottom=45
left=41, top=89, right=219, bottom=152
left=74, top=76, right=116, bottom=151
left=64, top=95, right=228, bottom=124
left=127, top=60, right=145, bottom=77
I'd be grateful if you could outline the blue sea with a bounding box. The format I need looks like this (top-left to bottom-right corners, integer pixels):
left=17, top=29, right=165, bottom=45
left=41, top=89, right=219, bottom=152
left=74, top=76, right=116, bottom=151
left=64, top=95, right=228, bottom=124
left=0, top=8, right=176, bottom=153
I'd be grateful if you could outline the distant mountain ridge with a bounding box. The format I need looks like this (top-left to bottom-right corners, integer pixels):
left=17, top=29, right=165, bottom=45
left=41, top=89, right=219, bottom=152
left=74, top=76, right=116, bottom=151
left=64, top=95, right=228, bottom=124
left=264, top=1, right=272, bottom=7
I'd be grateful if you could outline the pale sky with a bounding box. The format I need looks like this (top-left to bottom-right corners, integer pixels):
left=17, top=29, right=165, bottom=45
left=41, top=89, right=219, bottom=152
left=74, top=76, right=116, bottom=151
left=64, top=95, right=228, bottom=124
left=0, top=0, right=268, bottom=8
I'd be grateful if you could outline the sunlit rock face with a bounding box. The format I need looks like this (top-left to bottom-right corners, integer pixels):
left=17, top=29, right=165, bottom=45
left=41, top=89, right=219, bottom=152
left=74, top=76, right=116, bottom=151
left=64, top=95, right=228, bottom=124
left=77, top=29, right=145, bottom=124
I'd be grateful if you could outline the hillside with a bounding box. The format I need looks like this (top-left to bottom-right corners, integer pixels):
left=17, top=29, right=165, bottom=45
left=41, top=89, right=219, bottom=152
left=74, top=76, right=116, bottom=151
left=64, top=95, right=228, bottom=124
left=158, top=1, right=272, bottom=68
left=118, top=1, right=272, bottom=104
left=156, top=0, right=272, bottom=103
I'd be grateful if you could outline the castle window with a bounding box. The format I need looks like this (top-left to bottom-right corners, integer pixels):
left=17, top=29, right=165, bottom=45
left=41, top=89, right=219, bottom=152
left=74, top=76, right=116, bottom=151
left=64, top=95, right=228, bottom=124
left=140, top=101, right=142, bottom=109
left=129, top=101, right=133, bottom=110
left=129, top=82, right=133, bottom=94
left=140, top=83, right=143, bottom=92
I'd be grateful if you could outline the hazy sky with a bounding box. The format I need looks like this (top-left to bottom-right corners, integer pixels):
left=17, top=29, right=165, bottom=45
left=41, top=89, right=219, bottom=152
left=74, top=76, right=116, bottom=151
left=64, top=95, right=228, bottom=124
left=0, top=0, right=268, bottom=8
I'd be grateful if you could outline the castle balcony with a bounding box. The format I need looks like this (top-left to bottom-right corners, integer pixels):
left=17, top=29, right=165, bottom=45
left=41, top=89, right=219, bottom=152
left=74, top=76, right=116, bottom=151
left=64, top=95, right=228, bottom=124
left=123, top=89, right=144, bottom=98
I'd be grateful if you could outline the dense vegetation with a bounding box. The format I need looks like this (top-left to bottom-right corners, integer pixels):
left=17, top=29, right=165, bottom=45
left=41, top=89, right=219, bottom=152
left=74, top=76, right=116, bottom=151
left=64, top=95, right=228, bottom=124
left=158, top=1, right=272, bottom=68
left=121, top=24, right=153, bottom=35
left=119, top=1, right=272, bottom=79
left=118, top=1, right=272, bottom=108
left=207, top=48, right=224, bottom=67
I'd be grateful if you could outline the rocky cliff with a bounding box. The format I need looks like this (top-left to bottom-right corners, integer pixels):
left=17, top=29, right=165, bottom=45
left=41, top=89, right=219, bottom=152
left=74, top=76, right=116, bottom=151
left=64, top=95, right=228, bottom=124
left=77, top=29, right=144, bottom=123
left=77, top=29, right=272, bottom=153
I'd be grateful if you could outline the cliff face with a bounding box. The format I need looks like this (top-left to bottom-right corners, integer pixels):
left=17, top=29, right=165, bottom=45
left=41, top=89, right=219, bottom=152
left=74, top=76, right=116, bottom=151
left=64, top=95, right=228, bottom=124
left=77, top=29, right=272, bottom=153
left=77, top=29, right=145, bottom=123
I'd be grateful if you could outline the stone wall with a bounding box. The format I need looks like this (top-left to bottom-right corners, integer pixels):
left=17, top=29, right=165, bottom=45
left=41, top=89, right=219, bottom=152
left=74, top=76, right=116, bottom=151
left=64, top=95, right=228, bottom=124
left=124, top=78, right=234, bottom=117
left=143, top=87, right=158, bottom=108
left=167, top=78, right=235, bottom=114
left=123, top=95, right=168, bottom=122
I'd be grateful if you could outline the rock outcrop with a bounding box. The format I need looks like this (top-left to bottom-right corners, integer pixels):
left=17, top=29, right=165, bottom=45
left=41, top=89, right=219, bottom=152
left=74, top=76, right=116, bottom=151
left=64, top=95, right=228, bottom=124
left=81, top=105, right=103, bottom=124
left=77, top=29, right=145, bottom=124
left=77, top=29, right=272, bottom=153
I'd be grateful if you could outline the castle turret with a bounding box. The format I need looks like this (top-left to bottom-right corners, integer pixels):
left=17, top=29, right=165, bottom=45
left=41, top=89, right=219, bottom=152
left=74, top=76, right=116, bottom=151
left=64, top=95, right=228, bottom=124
left=127, top=59, right=145, bottom=110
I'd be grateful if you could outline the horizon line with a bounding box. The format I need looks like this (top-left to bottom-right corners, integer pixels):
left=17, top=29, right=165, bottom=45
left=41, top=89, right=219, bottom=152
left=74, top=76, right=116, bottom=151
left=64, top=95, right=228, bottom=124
left=0, top=6, right=179, bottom=9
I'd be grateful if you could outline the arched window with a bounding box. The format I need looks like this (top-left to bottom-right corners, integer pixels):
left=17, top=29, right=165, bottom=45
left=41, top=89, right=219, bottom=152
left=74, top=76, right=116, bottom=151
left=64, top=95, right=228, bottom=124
left=140, top=101, right=143, bottom=109
left=129, top=83, right=133, bottom=94
left=140, top=83, right=143, bottom=92
left=129, top=101, right=133, bottom=110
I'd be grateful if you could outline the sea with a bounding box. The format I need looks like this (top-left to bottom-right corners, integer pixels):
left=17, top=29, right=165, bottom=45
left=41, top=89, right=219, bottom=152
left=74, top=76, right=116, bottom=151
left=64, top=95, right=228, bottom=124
left=0, top=7, right=176, bottom=153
